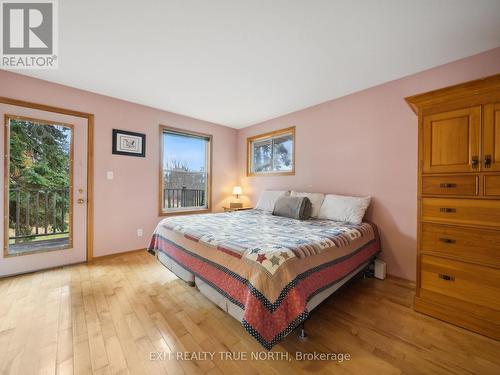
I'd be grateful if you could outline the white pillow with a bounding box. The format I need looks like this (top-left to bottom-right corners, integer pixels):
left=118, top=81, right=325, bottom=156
left=290, top=191, right=325, bottom=218
left=255, top=190, right=289, bottom=212
left=318, top=194, right=371, bottom=224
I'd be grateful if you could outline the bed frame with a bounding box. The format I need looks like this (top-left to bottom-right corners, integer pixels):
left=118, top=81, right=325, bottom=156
left=156, top=249, right=377, bottom=340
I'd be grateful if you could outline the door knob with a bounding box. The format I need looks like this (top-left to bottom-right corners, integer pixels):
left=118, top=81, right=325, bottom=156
left=77, top=198, right=85, bottom=204
left=471, top=156, right=479, bottom=169
left=484, top=155, right=492, bottom=168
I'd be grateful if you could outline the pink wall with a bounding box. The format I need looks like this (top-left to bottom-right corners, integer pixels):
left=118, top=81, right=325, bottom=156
left=236, top=47, right=500, bottom=281
left=1, top=47, right=499, bottom=278
left=0, top=70, right=238, bottom=258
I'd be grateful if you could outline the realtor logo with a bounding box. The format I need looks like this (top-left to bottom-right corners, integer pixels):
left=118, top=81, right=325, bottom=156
left=1, top=0, right=58, bottom=69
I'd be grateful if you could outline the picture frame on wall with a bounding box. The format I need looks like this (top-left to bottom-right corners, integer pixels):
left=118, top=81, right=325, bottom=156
left=112, top=129, right=146, bottom=157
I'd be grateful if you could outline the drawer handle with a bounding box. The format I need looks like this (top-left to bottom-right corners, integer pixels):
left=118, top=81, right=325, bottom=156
left=439, top=183, right=457, bottom=188
left=439, top=237, right=456, bottom=244
left=438, top=274, right=455, bottom=282
left=439, top=207, right=456, bottom=213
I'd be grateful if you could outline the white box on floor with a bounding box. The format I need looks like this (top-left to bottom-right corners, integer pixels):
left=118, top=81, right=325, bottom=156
left=374, top=259, right=386, bottom=280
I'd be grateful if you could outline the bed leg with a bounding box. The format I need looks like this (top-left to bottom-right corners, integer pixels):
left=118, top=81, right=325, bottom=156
left=187, top=281, right=195, bottom=287
left=363, top=258, right=376, bottom=279
left=298, top=322, right=307, bottom=340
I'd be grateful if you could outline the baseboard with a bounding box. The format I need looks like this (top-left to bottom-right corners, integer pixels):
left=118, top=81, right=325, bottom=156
left=92, top=248, right=146, bottom=261
left=386, top=273, right=416, bottom=287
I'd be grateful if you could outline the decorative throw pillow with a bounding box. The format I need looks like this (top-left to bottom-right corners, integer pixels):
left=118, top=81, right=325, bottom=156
left=290, top=191, right=325, bottom=218
left=318, top=194, right=371, bottom=224
left=273, top=196, right=312, bottom=220
left=255, top=190, right=289, bottom=212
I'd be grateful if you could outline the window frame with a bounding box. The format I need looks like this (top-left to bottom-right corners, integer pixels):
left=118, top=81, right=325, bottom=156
left=159, top=125, right=212, bottom=216
left=246, top=126, right=295, bottom=177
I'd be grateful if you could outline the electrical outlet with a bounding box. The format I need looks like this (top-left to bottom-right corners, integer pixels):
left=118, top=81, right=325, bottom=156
left=137, top=229, right=143, bottom=237
left=106, top=171, right=114, bottom=180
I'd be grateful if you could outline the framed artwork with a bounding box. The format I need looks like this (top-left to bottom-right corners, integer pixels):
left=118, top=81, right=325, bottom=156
left=112, top=129, right=146, bottom=157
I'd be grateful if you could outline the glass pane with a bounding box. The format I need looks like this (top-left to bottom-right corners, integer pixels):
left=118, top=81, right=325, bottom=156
left=7, top=118, right=72, bottom=256
left=252, top=139, right=272, bottom=172
left=162, top=131, right=209, bottom=211
left=272, top=134, right=293, bottom=171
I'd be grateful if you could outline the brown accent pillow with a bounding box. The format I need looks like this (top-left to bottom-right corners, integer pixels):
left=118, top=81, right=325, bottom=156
left=273, top=196, right=312, bottom=220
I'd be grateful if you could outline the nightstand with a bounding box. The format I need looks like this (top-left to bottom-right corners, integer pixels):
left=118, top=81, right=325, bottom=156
left=223, top=206, right=253, bottom=212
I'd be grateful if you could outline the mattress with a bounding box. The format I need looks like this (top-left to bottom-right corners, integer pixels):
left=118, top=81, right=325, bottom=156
left=148, top=209, right=380, bottom=349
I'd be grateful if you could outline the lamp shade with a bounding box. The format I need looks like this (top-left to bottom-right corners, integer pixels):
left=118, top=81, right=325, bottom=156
left=232, top=186, right=242, bottom=195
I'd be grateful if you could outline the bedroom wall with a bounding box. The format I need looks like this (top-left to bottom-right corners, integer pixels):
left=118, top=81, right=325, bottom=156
left=0, top=70, right=238, bottom=258
left=236, top=47, right=500, bottom=281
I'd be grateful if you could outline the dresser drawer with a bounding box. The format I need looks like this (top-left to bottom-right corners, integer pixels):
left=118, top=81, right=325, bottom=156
left=421, top=198, right=500, bottom=229
left=484, top=175, right=500, bottom=197
left=421, top=223, right=500, bottom=267
left=421, top=175, right=477, bottom=196
left=420, top=255, right=500, bottom=311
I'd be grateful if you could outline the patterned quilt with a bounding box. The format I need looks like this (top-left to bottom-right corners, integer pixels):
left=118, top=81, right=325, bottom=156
left=148, top=209, right=380, bottom=349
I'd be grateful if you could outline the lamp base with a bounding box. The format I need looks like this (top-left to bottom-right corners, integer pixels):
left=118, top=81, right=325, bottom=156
left=230, top=202, right=243, bottom=208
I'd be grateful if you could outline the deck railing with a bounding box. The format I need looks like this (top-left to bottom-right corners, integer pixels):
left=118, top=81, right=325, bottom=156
left=9, top=187, right=70, bottom=242
left=163, top=187, right=205, bottom=209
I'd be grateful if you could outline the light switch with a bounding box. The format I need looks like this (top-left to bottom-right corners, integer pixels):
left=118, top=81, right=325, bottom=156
left=106, top=171, right=114, bottom=180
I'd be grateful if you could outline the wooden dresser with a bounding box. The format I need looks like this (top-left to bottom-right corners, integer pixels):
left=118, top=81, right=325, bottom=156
left=406, top=74, right=500, bottom=341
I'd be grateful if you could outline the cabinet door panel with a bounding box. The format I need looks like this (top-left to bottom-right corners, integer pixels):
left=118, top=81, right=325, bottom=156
left=483, top=102, right=500, bottom=171
left=423, top=107, right=481, bottom=173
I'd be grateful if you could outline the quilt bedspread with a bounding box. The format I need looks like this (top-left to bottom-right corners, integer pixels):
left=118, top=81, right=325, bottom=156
left=148, top=210, right=380, bottom=349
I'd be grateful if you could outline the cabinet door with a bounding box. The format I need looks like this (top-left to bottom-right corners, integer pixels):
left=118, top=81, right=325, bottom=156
left=422, top=107, right=481, bottom=173
left=483, top=102, right=500, bottom=171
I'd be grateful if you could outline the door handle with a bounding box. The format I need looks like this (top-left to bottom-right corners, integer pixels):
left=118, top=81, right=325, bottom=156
left=77, top=198, right=85, bottom=204
left=484, top=155, right=492, bottom=168
left=471, top=156, right=479, bottom=169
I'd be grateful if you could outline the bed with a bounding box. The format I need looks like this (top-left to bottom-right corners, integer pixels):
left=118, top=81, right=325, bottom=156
left=148, top=209, right=380, bottom=349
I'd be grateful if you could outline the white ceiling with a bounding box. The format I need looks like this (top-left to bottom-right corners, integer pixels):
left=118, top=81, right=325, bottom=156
left=11, top=0, right=500, bottom=128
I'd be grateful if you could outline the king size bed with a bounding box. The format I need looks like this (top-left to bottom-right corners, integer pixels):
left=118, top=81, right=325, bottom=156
left=148, top=209, right=380, bottom=349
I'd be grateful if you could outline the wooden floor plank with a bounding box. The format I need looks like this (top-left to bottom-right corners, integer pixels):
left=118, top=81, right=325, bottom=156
left=0, top=250, right=498, bottom=375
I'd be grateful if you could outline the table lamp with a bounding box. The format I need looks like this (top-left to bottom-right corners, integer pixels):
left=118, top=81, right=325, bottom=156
left=230, top=186, right=243, bottom=208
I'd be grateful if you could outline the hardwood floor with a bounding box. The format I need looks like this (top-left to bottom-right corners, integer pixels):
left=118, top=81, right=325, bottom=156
left=0, top=251, right=499, bottom=375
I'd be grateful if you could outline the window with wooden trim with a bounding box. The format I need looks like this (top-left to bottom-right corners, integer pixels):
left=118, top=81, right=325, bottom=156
left=159, top=126, right=212, bottom=215
left=247, top=126, right=295, bottom=176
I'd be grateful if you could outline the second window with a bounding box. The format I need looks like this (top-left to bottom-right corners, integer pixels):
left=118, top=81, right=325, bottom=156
left=247, top=126, right=295, bottom=176
left=160, top=126, right=212, bottom=214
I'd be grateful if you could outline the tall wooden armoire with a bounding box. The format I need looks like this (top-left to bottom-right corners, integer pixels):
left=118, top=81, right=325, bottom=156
left=406, top=74, right=500, bottom=340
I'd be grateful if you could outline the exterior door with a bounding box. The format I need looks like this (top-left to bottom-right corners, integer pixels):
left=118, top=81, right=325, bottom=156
left=422, top=106, right=481, bottom=173
left=0, top=104, right=88, bottom=276
left=483, top=102, right=500, bottom=171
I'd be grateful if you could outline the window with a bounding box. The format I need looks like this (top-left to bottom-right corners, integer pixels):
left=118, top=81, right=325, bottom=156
left=159, top=126, right=212, bottom=214
left=247, top=126, right=295, bottom=176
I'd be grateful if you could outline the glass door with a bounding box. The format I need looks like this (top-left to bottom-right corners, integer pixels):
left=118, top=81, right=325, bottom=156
left=1, top=105, right=88, bottom=276
left=5, top=116, right=73, bottom=256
